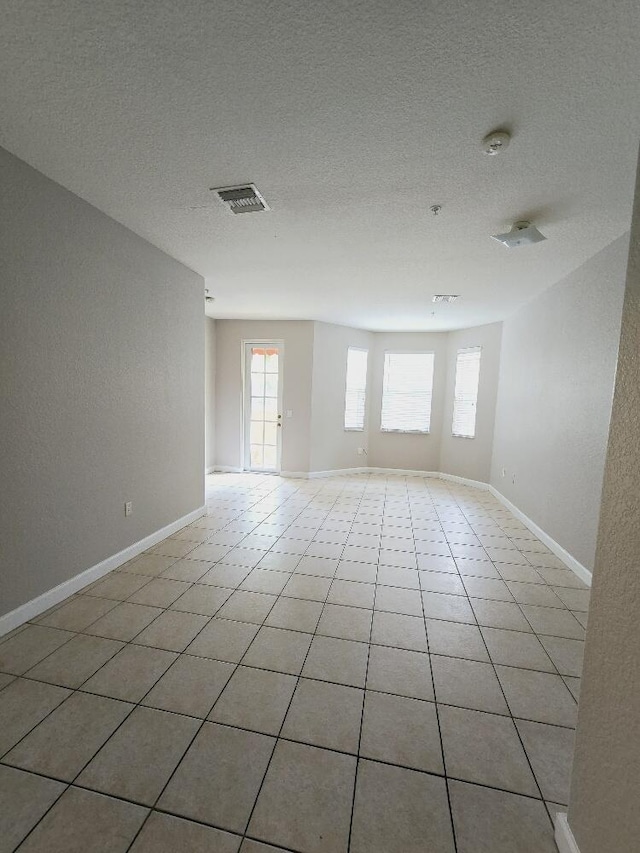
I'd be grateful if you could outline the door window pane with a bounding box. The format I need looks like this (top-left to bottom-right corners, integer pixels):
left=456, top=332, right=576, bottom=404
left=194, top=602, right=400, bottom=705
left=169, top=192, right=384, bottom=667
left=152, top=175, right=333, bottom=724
left=264, top=422, right=278, bottom=445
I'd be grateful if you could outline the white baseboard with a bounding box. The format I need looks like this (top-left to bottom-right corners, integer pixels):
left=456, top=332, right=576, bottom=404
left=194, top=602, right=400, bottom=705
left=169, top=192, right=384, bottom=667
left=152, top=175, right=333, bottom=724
left=366, top=467, right=440, bottom=478
left=555, top=813, right=581, bottom=853
left=308, top=467, right=370, bottom=478
left=212, top=465, right=243, bottom=474
left=489, top=485, right=592, bottom=587
left=439, top=472, right=490, bottom=490
left=205, top=466, right=215, bottom=474
left=0, top=505, right=206, bottom=638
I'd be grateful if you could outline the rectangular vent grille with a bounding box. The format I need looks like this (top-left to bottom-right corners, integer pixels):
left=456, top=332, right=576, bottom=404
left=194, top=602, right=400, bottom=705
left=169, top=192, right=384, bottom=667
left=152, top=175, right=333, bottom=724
left=432, top=294, right=459, bottom=303
left=212, top=184, right=270, bottom=214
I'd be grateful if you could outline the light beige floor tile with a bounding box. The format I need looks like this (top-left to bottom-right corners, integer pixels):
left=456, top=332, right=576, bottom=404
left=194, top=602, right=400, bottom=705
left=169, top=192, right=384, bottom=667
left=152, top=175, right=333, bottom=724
left=496, top=564, right=546, bottom=584
left=431, top=655, right=509, bottom=714
left=449, top=780, right=557, bottom=853
left=248, top=740, right=356, bottom=853
left=82, top=645, right=177, bottom=702
left=0, top=673, right=15, bottom=691
left=4, top=691, right=132, bottom=780
left=84, top=573, right=152, bottom=601
left=471, top=599, right=532, bottom=632
left=147, top=538, right=196, bottom=559
left=189, top=543, right=235, bottom=562
left=281, top=678, right=364, bottom=753
left=419, top=571, right=466, bottom=595
left=282, top=574, right=332, bottom=602
left=0, top=625, right=74, bottom=675
left=240, top=839, right=290, bottom=852
left=78, top=705, right=199, bottom=805
left=302, top=635, right=369, bottom=687
left=376, top=565, right=420, bottom=589
left=551, top=586, right=591, bottom=611
left=210, top=666, right=297, bottom=735
left=265, top=597, right=323, bottom=632
left=294, top=555, right=339, bottom=578
left=170, top=584, right=234, bottom=616
left=481, top=627, right=555, bottom=672
left=516, top=719, right=575, bottom=804
left=360, top=690, right=443, bottom=773
left=172, top=526, right=213, bottom=543
left=462, top=577, right=514, bottom=602
left=16, top=786, right=147, bottom=853
left=121, top=554, right=177, bottom=577
left=422, top=592, right=477, bottom=624
left=426, top=619, right=490, bottom=662
left=350, top=759, right=454, bottom=853
left=159, top=559, right=213, bottom=582
left=316, top=603, right=372, bottom=642
left=539, top=636, right=585, bottom=677
left=127, top=578, right=191, bottom=608
left=439, top=705, right=538, bottom=796
left=200, top=564, right=251, bottom=588
left=526, top=554, right=568, bottom=571
left=334, top=561, right=377, bottom=584
left=375, top=585, right=423, bottom=617
left=216, top=590, right=278, bottom=624
left=84, top=602, right=164, bottom=642
left=366, top=644, right=434, bottom=700
left=519, top=604, right=585, bottom=639
left=133, top=610, right=209, bottom=652
left=455, top=559, right=501, bottom=579
left=159, top=722, right=275, bottom=833
left=242, top=625, right=312, bottom=675
left=417, top=555, right=458, bottom=573
left=506, top=581, right=564, bottom=608
left=563, top=675, right=581, bottom=701
left=326, top=579, right=375, bottom=610
left=130, top=811, right=241, bottom=853
left=240, top=569, right=291, bottom=595
left=0, top=677, right=71, bottom=755
left=496, top=666, right=578, bottom=727
left=370, top=611, right=427, bottom=652
left=572, top=610, right=588, bottom=628
left=257, top=552, right=302, bottom=572
left=37, top=596, right=118, bottom=631
left=142, top=654, right=234, bottom=717
left=0, top=764, right=66, bottom=853
left=535, top=567, right=586, bottom=588
left=186, top=618, right=259, bottom=663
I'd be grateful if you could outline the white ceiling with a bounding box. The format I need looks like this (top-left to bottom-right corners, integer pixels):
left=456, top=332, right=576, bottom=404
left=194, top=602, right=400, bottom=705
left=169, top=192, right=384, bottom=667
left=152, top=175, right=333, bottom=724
left=1, top=0, right=639, bottom=330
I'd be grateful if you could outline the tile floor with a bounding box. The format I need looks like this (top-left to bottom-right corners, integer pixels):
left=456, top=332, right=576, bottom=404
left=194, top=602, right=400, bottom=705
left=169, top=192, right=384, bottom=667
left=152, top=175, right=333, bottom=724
left=0, top=472, right=589, bottom=852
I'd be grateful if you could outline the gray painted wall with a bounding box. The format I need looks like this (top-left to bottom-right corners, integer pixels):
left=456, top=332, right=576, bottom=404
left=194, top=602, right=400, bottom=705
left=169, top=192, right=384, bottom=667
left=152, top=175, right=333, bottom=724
left=490, top=236, right=628, bottom=571
left=439, top=322, right=502, bottom=483
left=204, top=317, right=216, bottom=472
left=0, top=147, right=204, bottom=619
left=567, top=151, right=640, bottom=853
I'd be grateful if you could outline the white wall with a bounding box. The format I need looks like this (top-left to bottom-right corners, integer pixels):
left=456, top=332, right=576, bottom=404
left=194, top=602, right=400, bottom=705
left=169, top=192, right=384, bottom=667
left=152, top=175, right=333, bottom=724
left=214, top=320, right=315, bottom=473
left=439, top=322, right=502, bottom=483
left=367, top=332, right=449, bottom=472
left=0, top=147, right=204, bottom=620
left=204, top=317, right=216, bottom=472
left=309, top=322, right=374, bottom=472
left=490, top=235, right=629, bottom=571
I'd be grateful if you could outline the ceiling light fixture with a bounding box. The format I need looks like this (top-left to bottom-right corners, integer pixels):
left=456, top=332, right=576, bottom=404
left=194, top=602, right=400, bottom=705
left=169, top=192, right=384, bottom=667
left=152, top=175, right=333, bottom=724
left=481, top=130, right=511, bottom=155
left=432, top=294, right=459, bottom=303
left=491, top=220, right=547, bottom=248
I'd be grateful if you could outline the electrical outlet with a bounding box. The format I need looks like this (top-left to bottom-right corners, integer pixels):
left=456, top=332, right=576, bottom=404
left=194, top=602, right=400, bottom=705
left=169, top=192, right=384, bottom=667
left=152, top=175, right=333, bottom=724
left=357, top=447, right=367, bottom=456
left=511, top=474, right=516, bottom=485
left=124, top=501, right=133, bottom=517
left=501, top=468, right=506, bottom=478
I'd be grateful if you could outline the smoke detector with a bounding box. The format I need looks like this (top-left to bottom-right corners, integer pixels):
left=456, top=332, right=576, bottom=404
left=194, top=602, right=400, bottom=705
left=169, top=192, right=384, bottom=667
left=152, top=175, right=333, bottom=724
left=491, top=221, right=547, bottom=248
left=211, top=184, right=270, bottom=214
left=481, top=130, right=511, bottom=155
left=432, top=294, right=459, bottom=303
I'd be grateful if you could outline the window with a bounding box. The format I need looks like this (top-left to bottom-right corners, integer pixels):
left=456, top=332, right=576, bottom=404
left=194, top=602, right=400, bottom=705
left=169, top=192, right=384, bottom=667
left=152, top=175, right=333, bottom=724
left=344, top=347, right=368, bottom=430
left=452, top=347, right=482, bottom=438
left=380, top=352, right=435, bottom=433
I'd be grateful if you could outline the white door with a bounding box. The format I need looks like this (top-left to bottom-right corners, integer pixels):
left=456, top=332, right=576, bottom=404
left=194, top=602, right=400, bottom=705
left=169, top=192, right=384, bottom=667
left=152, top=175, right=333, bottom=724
left=243, top=342, right=284, bottom=472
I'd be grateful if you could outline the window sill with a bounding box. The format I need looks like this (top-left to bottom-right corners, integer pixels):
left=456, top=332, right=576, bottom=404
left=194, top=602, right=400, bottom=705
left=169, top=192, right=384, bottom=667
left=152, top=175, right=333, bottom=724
left=452, top=434, right=476, bottom=439
left=380, top=429, right=430, bottom=435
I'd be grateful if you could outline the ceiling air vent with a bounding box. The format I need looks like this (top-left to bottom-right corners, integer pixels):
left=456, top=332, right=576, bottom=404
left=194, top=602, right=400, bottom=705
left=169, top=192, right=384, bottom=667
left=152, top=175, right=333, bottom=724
left=211, top=184, right=270, bottom=214
left=432, top=294, right=459, bottom=303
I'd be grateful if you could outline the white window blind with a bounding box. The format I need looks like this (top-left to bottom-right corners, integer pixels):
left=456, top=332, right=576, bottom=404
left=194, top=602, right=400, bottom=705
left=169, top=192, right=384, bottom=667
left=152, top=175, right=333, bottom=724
left=380, top=352, right=434, bottom=433
left=344, top=347, right=368, bottom=430
left=452, top=347, right=482, bottom=438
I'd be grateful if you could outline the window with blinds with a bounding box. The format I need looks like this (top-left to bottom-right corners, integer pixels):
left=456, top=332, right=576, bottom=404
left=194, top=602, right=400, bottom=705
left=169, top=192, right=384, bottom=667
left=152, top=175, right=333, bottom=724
left=452, top=347, right=482, bottom=438
left=380, top=352, right=435, bottom=433
left=344, top=347, right=368, bottom=431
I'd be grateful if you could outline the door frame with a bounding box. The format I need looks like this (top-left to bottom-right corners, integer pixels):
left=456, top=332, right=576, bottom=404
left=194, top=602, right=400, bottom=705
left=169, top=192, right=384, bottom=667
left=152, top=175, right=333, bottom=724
left=241, top=340, right=285, bottom=473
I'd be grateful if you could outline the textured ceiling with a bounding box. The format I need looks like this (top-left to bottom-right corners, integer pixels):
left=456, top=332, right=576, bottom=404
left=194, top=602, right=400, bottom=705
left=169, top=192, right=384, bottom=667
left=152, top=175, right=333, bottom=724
left=1, top=0, right=639, bottom=330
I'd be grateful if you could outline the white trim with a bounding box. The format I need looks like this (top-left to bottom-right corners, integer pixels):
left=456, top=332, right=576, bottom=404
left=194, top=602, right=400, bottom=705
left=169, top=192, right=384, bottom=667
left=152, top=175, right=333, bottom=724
left=555, top=813, right=581, bottom=853
left=205, top=466, right=215, bottom=474
left=280, top=471, right=311, bottom=479
left=0, top=505, right=206, bottom=638
left=308, top=467, right=370, bottom=478
left=439, top=472, right=490, bottom=490
left=367, top=467, right=440, bottom=478
left=213, top=465, right=244, bottom=474
left=489, top=485, right=592, bottom=587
